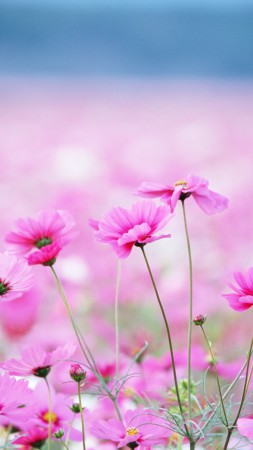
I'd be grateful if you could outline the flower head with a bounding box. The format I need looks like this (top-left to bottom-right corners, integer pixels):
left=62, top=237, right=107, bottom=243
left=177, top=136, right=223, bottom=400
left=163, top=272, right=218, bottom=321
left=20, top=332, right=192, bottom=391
left=5, top=209, right=78, bottom=265
left=1, top=342, right=76, bottom=377
left=0, top=253, right=33, bottom=302
left=92, top=408, right=170, bottom=448
left=90, top=200, right=172, bottom=258
left=135, top=175, right=229, bottom=214
left=223, top=268, right=253, bottom=312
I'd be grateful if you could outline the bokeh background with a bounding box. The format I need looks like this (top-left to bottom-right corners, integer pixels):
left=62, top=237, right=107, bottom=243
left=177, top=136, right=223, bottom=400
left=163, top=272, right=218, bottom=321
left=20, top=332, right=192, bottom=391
left=0, top=0, right=253, bottom=419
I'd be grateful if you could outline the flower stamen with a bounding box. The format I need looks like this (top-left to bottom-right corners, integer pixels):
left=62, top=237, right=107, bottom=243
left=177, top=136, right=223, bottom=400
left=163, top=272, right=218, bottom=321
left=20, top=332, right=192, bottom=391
left=126, top=427, right=139, bottom=436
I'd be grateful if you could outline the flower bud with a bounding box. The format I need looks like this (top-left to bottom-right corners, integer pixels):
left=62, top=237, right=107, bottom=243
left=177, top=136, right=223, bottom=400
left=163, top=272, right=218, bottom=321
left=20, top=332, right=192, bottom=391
left=69, top=364, right=86, bottom=382
left=53, top=430, right=64, bottom=439
left=193, top=314, right=207, bottom=326
left=70, top=402, right=82, bottom=413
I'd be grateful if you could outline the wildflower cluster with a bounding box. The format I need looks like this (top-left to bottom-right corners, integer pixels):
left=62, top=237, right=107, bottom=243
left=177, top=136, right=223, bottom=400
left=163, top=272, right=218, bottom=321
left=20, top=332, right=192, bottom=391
left=0, top=174, right=253, bottom=450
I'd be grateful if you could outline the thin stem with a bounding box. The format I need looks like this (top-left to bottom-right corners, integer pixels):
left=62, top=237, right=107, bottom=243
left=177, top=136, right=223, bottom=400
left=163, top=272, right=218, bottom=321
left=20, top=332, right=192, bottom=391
left=223, top=337, right=253, bottom=450
left=200, top=355, right=248, bottom=436
left=45, top=378, right=52, bottom=450
left=181, top=200, right=193, bottom=431
left=78, top=382, right=86, bottom=450
left=200, top=325, right=228, bottom=427
left=50, top=266, right=123, bottom=422
left=60, top=438, right=70, bottom=450
left=190, top=442, right=196, bottom=450
left=112, top=397, right=123, bottom=422
left=115, top=260, right=121, bottom=390
left=140, top=246, right=190, bottom=439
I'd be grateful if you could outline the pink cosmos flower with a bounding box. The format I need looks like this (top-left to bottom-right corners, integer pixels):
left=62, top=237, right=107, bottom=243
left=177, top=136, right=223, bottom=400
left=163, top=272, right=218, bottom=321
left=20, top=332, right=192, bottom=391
left=91, top=408, right=170, bottom=448
left=30, top=382, right=82, bottom=440
left=135, top=174, right=229, bottom=214
left=237, top=415, right=253, bottom=442
left=90, top=200, right=172, bottom=258
left=5, top=209, right=78, bottom=265
left=13, top=426, right=49, bottom=449
left=0, top=373, right=33, bottom=428
left=0, top=253, right=33, bottom=302
left=1, top=342, right=76, bottom=378
left=222, top=268, right=253, bottom=312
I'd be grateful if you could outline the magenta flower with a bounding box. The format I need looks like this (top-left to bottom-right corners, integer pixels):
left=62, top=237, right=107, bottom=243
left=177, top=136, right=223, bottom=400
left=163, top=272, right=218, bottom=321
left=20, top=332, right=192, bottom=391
left=135, top=174, right=229, bottom=214
left=1, top=342, right=76, bottom=378
left=90, top=200, right=172, bottom=258
left=13, top=426, right=49, bottom=449
left=5, top=209, right=78, bottom=265
left=223, top=268, right=253, bottom=312
left=0, top=373, right=33, bottom=428
left=0, top=253, right=33, bottom=302
left=92, top=408, right=170, bottom=448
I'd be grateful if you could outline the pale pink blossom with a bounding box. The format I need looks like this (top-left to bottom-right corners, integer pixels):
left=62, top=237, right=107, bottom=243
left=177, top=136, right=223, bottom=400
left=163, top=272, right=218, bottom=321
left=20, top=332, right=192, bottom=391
left=1, top=342, right=76, bottom=378
left=0, top=373, right=33, bottom=428
left=237, top=415, right=253, bottom=441
left=91, top=408, right=170, bottom=448
left=90, top=200, right=172, bottom=258
left=223, top=268, right=253, bottom=312
left=5, top=209, right=78, bottom=265
left=135, top=175, right=229, bottom=214
left=0, top=253, right=33, bottom=302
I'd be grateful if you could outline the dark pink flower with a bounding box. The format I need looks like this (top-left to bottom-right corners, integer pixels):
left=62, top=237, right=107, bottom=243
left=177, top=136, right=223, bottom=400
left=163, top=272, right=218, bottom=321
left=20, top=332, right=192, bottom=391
left=1, top=342, right=76, bottom=378
left=135, top=175, right=229, bottom=214
left=91, top=408, right=170, bottom=448
left=0, top=253, right=33, bottom=302
left=13, top=426, right=49, bottom=449
left=5, top=209, right=78, bottom=265
left=90, top=200, right=172, bottom=258
left=223, top=268, right=253, bottom=312
left=69, top=363, right=86, bottom=382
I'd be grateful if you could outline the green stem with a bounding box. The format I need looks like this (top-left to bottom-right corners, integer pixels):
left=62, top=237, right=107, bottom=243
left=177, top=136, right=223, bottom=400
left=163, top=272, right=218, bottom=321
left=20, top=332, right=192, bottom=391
left=78, top=382, right=86, bottom=450
left=60, top=438, right=70, bottom=450
left=115, top=260, right=121, bottom=392
left=190, top=442, right=196, bottom=450
left=140, top=246, right=190, bottom=438
left=50, top=266, right=123, bottom=422
left=223, top=337, right=253, bottom=450
left=181, top=200, right=193, bottom=431
left=200, top=325, right=228, bottom=426
left=45, top=378, right=52, bottom=450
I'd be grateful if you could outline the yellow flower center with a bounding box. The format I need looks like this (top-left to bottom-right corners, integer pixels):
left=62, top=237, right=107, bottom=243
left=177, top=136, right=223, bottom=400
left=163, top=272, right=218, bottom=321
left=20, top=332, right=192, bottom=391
left=126, top=427, right=139, bottom=436
left=174, top=179, right=188, bottom=187
left=42, top=411, right=58, bottom=423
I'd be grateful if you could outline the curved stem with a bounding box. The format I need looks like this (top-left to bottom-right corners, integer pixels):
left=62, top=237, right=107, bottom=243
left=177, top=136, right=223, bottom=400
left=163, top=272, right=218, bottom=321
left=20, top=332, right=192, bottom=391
left=78, top=382, right=86, bottom=450
left=115, top=260, right=121, bottom=392
left=44, top=378, right=52, bottom=450
left=223, top=336, right=253, bottom=449
left=140, top=246, right=190, bottom=439
left=181, top=200, right=193, bottom=431
left=200, top=325, right=228, bottom=426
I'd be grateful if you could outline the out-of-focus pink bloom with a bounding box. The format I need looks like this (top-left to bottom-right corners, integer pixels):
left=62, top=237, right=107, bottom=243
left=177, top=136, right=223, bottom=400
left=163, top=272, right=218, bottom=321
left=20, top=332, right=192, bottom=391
left=13, top=426, right=49, bottom=449
left=91, top=408, right=170, bottom=448
left=1, top=342, right=76, bottom=378
left=223, top=268, right=253, bottom=312
left=0, top=253, right=33, bottom=302
left=135, top=175, right=229, bottom=214
left=90, top=200, right=172, bottom=258
left=237, top=415, right=253, bottom=441
left=0, top=287, right=41, bottom=339
left=0, top=373, right=33, bottom=428
left=5, top=209, right=78, bottom=265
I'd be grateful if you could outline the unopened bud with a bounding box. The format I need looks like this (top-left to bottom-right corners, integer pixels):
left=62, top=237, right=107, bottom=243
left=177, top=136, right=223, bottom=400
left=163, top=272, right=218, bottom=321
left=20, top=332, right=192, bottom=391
left=53, top=430, right=64, bottom=439
left=69, top=364, right=86, bottom=382
left=193, top=314, right=207, bottom=326
left=70, top=402, right=82, bottom=413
